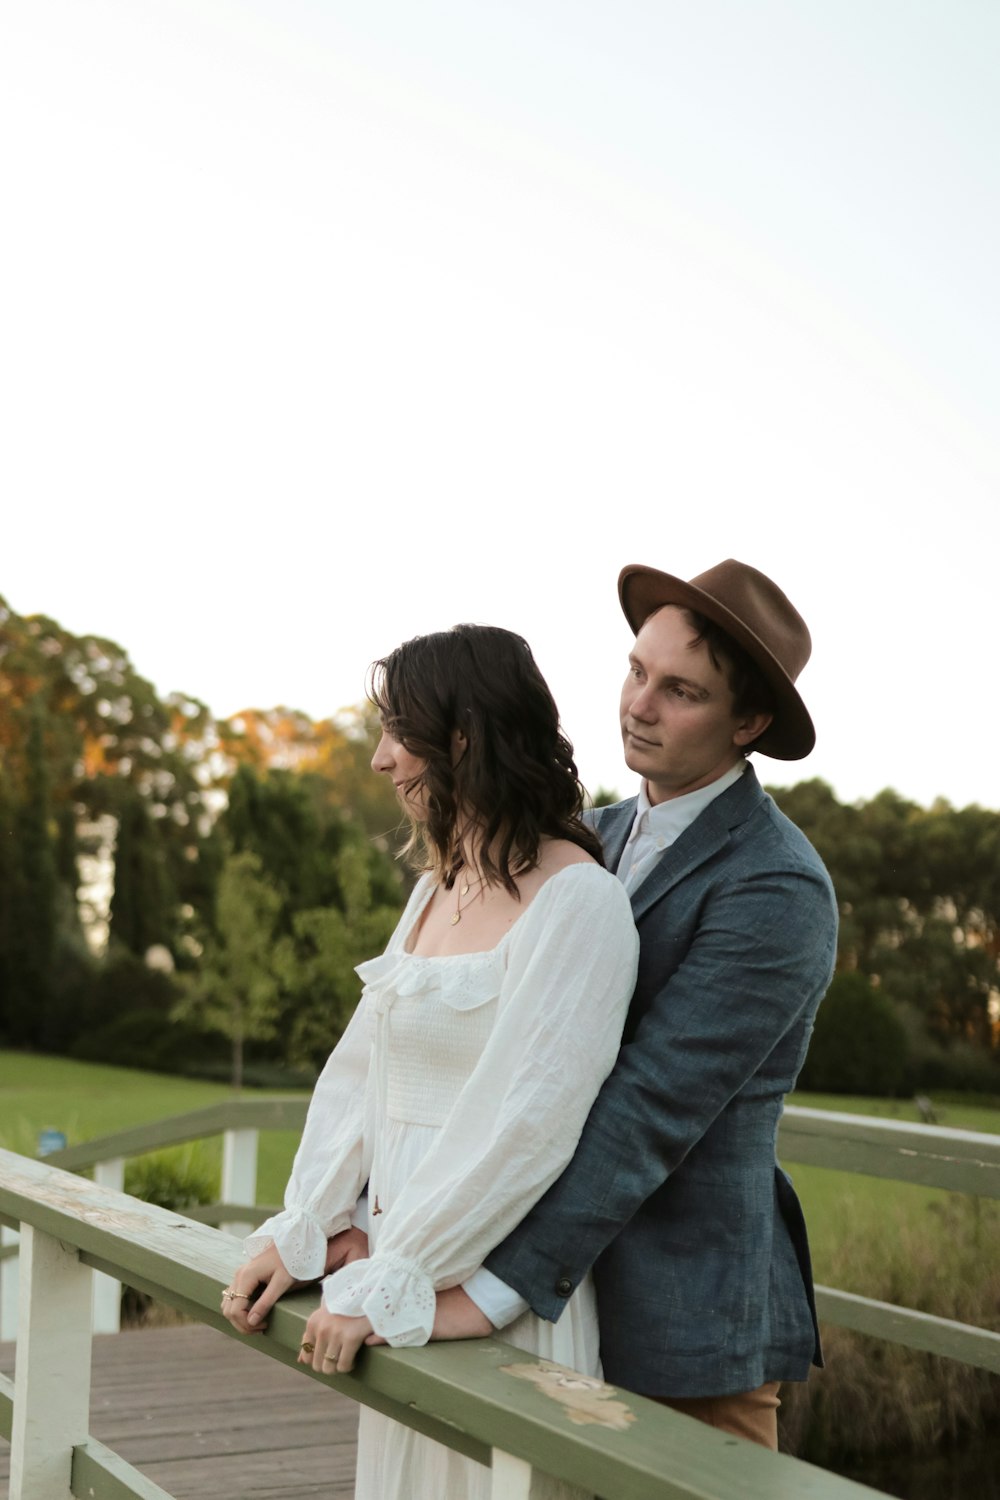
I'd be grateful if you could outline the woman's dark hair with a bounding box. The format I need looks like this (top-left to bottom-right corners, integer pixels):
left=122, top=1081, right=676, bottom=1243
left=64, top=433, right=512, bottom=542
left=368, top=624, right=602, bottom=892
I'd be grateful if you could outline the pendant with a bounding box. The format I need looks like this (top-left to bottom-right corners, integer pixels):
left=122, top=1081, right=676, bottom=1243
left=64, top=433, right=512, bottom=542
left=451, top=912, right=461, bottom=925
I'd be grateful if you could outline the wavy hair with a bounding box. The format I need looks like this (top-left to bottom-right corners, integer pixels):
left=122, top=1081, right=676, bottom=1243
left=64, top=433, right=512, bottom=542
left=368, top=625, right=602, bottom=892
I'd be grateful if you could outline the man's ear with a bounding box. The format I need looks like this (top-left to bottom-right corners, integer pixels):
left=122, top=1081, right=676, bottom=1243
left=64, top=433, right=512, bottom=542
left=734, top=712, right=773, bottom=748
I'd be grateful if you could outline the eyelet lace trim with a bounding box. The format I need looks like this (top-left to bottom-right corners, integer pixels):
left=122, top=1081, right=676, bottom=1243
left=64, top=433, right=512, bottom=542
left=245, top=1204, right=328, bottom=1281
left=322, top=1251, right=436, bottom=1346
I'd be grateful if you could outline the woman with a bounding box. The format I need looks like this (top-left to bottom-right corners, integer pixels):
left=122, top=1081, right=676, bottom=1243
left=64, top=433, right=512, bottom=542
left=222, top=624, right=638, bottom=1500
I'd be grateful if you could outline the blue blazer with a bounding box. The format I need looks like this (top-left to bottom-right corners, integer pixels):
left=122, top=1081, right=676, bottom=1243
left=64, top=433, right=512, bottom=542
left=484, top=765, right=839, bottom=1398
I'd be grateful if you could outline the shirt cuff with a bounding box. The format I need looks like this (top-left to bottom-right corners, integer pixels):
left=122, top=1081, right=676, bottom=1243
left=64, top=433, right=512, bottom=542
left=351, top=1193, right=370, bottom=1235
left=463, top=1267, right=530, bottom=1330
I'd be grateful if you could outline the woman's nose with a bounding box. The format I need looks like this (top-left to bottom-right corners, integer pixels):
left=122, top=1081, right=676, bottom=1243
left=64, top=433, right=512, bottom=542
left=371, top=733, right=393, bottom=773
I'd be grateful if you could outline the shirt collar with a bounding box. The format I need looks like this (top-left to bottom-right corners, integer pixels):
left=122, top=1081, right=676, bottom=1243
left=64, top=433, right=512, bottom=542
left=627, top=760, right=747, bottom=845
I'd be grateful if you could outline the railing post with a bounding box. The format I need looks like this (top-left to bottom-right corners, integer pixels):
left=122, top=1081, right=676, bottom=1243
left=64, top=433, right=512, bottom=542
left=490, top=1450, right=546, bottom=1499
left=92, top=1157, right=124, bottom=1334
left=10, top=1224, right=93, bottom=1500
left=221, top=1128, right=259, bottom=1237
left=1, top=1224, right=19, bottom=1340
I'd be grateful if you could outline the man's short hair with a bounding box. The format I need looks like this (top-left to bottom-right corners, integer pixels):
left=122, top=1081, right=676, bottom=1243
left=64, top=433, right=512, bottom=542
left=684, top=608, right=777, bottom=750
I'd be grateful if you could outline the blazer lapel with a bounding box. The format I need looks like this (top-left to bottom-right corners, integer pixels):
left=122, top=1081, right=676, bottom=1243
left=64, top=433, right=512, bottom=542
left=592, top=799, right=637, bottom=874
left=630, top=766, right=767, bottom=923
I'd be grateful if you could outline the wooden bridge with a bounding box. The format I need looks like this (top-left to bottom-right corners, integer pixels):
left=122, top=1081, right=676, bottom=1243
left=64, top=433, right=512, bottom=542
left=1, top=1102, right=998, bottom=1499
left=0, top=1323, right=359, bottom=1498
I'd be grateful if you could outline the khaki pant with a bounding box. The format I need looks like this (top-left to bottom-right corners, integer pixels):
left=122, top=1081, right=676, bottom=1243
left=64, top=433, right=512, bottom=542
left=654, top=1380, right=781, bottom=1450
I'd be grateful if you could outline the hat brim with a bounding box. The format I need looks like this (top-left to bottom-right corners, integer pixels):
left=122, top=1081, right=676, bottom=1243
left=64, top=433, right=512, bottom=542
left=618, top=565, right=815, bottom=761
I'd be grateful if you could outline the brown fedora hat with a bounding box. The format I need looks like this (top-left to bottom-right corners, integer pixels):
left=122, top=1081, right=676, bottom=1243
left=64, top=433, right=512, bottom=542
left=618, top=558, right=815, bottom=760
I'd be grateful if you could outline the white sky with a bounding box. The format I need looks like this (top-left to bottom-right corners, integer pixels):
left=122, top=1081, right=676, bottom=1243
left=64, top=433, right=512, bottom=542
left=2, top=1, right=998, bottom=809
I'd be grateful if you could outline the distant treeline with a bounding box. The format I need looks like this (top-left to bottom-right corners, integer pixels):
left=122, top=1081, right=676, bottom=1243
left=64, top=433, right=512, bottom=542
left=0, top=593, right=407, bottom=1085
left=1, top=593, right=998, bottom=1095
left=769, top=780, right=1000, bottom=1096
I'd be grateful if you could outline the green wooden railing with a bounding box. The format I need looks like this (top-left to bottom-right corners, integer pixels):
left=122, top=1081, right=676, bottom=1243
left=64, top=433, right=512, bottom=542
left=1, top=1104, right=998, bottom=1498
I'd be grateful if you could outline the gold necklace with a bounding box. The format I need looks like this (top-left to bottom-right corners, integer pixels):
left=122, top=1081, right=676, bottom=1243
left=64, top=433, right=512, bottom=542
left=451, top=869, right=485, bottom=925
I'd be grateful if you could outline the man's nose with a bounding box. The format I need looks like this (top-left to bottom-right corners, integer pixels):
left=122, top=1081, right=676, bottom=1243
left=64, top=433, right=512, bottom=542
left=628, top=685, right=657, bottom=721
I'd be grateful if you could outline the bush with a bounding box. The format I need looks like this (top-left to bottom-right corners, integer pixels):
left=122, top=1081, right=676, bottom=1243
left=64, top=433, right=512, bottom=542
left=780, top=1195, right=999, bottom=1483
left=800, top=973, right=910, bottom=1096
left=910, top=1037, right=1000, bottom=1097
left=124, top=1144, right=219, bottom=1211
left=69, top=951, right=229, bottom=1074
left=121, top=1144, right=220, bottom=1327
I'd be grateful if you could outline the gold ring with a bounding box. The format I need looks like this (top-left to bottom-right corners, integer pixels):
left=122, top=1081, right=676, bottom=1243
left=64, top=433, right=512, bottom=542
left=322, top=1351, right=337, bottom=1362
left=300, top=1341, right=315, bottom=1353
left=222, top=1289, right=250, bottom=1300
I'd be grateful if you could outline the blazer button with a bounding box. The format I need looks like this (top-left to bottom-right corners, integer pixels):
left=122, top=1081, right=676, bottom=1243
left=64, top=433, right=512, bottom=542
left=555, top=1277, right=573, bottom=1297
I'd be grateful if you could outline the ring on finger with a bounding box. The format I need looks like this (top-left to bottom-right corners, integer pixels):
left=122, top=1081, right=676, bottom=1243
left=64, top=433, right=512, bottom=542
left=322, top=1350, right=338, bottom=1362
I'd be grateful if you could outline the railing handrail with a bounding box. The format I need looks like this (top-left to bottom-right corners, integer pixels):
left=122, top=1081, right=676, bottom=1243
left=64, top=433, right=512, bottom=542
left=0, top=1147, right=888, bottom=1500
left=40, top=1098, right=1000, bottom=1198
left=45, top=1097, right=310, bottom=1171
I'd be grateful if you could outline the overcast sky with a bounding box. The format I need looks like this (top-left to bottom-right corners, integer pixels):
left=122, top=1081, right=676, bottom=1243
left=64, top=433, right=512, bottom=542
left=2, top=1, right=998, bottom=809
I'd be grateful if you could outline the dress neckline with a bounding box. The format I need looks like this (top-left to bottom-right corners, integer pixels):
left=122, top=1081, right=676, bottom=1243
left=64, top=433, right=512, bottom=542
left=401, top=861, right=604, bottom=960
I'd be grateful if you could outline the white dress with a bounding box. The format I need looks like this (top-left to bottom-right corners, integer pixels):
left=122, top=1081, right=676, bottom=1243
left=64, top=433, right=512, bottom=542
left=247, top=862, right=639, bottom=1500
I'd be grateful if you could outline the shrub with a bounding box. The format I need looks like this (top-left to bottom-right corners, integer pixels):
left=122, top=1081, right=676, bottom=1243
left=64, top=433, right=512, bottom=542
left=69, top=951, right=229, bottom=1074
left=121, top=1145, right=220, bottom=1326
left=123, top=1144, right=219, bottom=1211
left=780, top=1195, right=999, bottom=1480
left=800, top=973, right=910, bottom=1096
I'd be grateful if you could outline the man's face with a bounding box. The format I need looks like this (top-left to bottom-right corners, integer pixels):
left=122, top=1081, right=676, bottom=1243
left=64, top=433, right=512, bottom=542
left=619, top=606, right=770, bottom=805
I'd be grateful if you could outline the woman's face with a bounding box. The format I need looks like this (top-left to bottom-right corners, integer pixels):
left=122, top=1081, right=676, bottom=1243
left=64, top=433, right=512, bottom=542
left=371, top=725, right=428, bottom=818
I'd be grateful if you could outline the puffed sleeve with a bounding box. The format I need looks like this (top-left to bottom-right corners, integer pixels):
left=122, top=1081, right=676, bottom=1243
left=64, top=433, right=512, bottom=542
left=243, top=876, right=432, bottom=1280
left=320, top=863, right=639, bottom=1344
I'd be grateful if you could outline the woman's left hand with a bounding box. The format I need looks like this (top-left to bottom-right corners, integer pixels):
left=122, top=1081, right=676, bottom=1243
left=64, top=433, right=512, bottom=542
left=297, top=1305, right=374, bottom=1373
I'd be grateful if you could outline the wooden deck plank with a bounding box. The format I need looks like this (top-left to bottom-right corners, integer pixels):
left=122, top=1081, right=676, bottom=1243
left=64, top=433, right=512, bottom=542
left=0, top=1324, right=359, bottom=1499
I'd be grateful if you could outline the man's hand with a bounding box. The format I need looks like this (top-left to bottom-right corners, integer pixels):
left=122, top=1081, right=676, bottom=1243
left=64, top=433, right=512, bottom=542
left=431, top=1286, right=493, bottom=1340
left=364, top=1285, right=493, bottom=1350
left=324, top=1226, right=369, bottom=1274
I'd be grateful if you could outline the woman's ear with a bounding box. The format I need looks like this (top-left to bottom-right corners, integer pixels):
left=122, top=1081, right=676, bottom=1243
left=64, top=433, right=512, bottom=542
left=450, top=727, right=468, bottom=766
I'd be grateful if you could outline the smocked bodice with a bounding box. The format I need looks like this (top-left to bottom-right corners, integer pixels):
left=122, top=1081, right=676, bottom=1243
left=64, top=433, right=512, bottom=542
left=355, top=948, right=505, bottom=1127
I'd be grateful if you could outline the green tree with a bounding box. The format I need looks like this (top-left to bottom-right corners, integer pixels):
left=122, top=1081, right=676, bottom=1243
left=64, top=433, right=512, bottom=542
left=275, top=838, right=402, bottom=1070
left=771, top=781, right=1000, bottom=1055
left=175, top=851, right=283, bottom=1088
left=0, top=713, right=58, bottom=1045
left=108, top=790, right=174, bottom=957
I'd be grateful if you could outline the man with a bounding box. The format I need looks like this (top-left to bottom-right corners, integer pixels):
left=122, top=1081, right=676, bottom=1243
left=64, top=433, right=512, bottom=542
left=455, top=557, right=839, bottom=1449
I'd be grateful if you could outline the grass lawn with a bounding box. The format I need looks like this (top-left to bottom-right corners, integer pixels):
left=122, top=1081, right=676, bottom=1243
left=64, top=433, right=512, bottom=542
left=0, top=1050, right=309, bottom=1207
left=785, top=1089, right=1000, bottom=1282
left=2, top=1052, right=998, bottom=1279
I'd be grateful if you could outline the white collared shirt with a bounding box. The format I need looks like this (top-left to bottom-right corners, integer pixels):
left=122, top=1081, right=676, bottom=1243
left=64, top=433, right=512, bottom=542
left=615, top=760, right=746, bottom=894
left=463, top=759, right=748, bottom=1328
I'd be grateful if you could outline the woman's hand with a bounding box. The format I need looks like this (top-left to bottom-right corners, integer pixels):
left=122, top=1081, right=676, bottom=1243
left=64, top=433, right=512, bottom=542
left=220, top=1245, right=310, bottom=1334
left=297, top=1305, right=374, bottom=1373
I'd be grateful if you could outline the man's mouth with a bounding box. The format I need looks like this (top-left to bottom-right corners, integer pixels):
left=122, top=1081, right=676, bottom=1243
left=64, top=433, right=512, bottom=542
left=624, top=727, right=658, bottom=748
